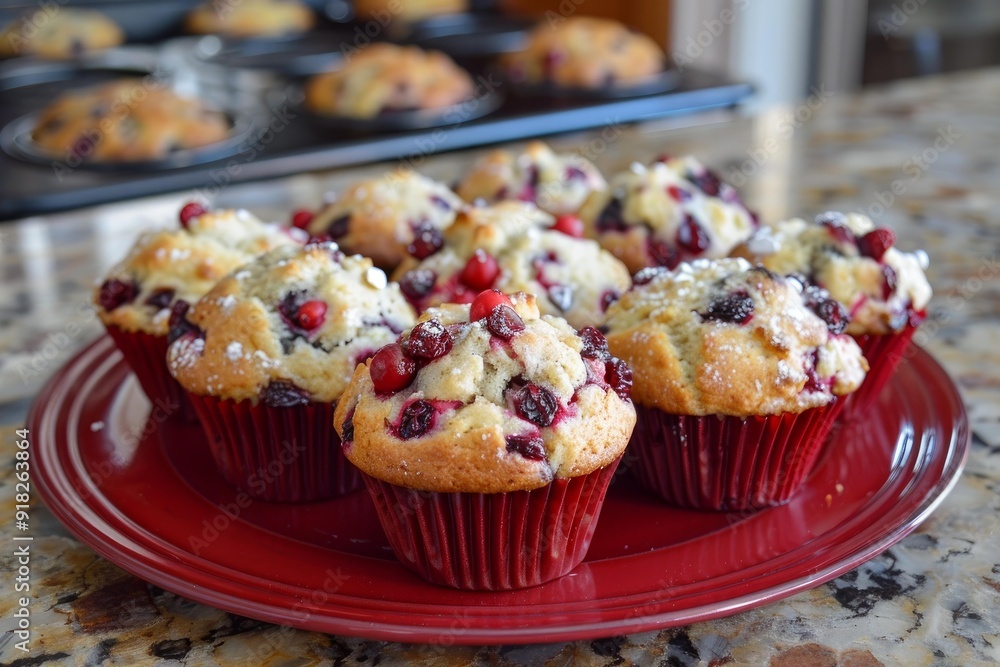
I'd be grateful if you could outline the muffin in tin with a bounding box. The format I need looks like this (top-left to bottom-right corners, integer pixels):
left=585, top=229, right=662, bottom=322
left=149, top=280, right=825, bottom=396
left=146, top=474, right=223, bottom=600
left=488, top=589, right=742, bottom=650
left=579, top=155, right=758, bottom=274
left=31, top=80, right=231, bottom=162
left=456, top=141, right=607, bottom=218
left=167, top=242, right=416, bottom=502
left=604, top=258, right=868, bottom=510
left=392, top=201, right=632, bottom=328
left=730, top=211, right=931, bottom=410
left=354, top=0, right=466, bottom=23
left=0, top=9, right=124, bottom=59
left=185, top=0, right=315, bottom=37
left=334, top=290, right=635, bottom=588
left=502, top=17, right=664, bottom=90
left=94, top=205, right=304, bottom=421
left=305, top=43, right=475, bottom=119
left=307, top=169, right=465, bottom=271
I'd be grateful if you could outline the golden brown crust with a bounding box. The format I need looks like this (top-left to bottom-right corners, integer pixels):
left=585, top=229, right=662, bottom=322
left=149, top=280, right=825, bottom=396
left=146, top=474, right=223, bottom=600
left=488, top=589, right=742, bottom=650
left=0, top=9, right=123, bottom=58
left=304, top=44, right=474, bottom=118
left=353, top=0, right=466, bottom=22
left=185, top=0, right=314, bottom=37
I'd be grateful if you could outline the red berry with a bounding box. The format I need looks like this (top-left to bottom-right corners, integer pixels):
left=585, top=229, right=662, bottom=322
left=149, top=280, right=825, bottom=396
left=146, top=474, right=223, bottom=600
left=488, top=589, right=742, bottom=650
left=179, top=202, right=207, bottom=228
left=605, top=358, right=633, bottom=400
left=369, top=343, right=417, bottom=394
left=405, top=319, right=453, bottom=360
left=648, top=238, right=679, bottom=268
left=395, top=400, right=436, bottom=439
left=486, top=304, right=525, bottom=340
left=702, top=290, right=754, bottom=325
left=261, top=381, right=311, bottom=408
left=470, top=289, right=512, bottom=322
left=97, top=278, right=138, bottom=312
left=882, top=265, right=898, bottom=300
left=291, top=209, right=314, bottom=230
left=460, top=249, right=500, bottom=290
left=552, top=214, right=584, bottom=238
left=510, top=384, right=558, bottom=427
left=399, top=269, right=437, bottom=301
left=676, top=215, right=711, bottom=255
left=817, top=213, right=856, bottom=246
left=667, top=185, right=691, bottom=202
left=858, top=228, right=896, bottom=262
left=505, top=433, right=546, bottom=461
left=407, top=222, right=443, bottom=259
left=295, top=300, right=327, bottom=331
left=578, top=326, right=611, bottom=361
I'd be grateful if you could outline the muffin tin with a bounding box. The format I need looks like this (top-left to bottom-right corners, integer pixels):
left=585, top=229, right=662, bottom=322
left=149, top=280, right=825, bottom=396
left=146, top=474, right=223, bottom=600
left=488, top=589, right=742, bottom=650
left=0, top=10, right=752, bottom=220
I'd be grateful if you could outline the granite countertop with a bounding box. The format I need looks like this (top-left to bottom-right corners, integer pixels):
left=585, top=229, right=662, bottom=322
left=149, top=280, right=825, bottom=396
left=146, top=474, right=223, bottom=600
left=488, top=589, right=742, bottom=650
left=2, top=69, right=999, bottom=666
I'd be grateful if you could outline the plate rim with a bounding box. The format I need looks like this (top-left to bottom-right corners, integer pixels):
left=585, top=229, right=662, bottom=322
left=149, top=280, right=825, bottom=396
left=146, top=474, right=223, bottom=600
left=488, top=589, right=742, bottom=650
left=27, top=335, right=970, bottom=644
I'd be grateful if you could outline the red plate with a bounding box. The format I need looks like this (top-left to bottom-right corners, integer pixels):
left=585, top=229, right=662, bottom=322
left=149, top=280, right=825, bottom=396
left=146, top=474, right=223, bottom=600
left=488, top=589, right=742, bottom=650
left=29, top=337, right=969, bottom=645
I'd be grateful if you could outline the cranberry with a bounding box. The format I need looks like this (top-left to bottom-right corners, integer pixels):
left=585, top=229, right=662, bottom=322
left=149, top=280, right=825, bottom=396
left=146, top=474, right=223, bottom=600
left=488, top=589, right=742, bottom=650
left=702, top=290, right=755, bottom=325
left=98, top=278, right=138, bottom=312
left=676, top=215, right=711, bottom=255
left=369, top=343, right=417, bottom=394
left=341, top=409, right=355, bottom=442
left=261, top=381, right=311, bottom=408
left=505, top=433, right=546, bottom=461
left=510, top=384, right=558, bottom=427
left=179, top=202, right=206, bottom=228
left=633, top=266, right=668, bottom=285
left=486, top=304, right=525, bottom=340
left=600, top=290, right=619, bottom=312
left=579, top=326, right=611, bottom=361
left=166, top=300, right=199, bottom=344
left=547, top=285, right=573, bottom=312
left=404, top=319, right=452, bottom=360
left=654, top=153, right=673, bottom=163
left=429, top=194, right=452, bottom=211
left=407, top=221, right=443, bottom=259
left=605, top=358, right=633, bottom=400
left=295, top=300, right=327, bottom=331
left=858, top=228, right=896, bottom=262
left=667, top=185, right=691, bottom=202
left=144, top=287, right=175, bottom=310
left=517, top=166, right=538, bottom=201
left=470, top=289, right=512, bottom=322
left=648, top=238, right=679, bottom=268
left=325, top=214, right=351, bottom=239
left=290, top=209, right=314, bottom=230
left=459, top=249, right=500, bottom=290
left=882, top=265, right=898, bottom=300
left=552, top=214, right=584, bottom=238
left=804, top=287, right=849, bottom=334
left=817, top=213, right=856, bottom=246
left=564, top=166, right=587, bottom=181
left=688, top=169, right=722, bottom=197
left=398, top=269, right=437, bottom=301
left=595, top=199, right=628, bottom=233
left=542, top=49, right=564, bottom=76
left=802, top=350, right=830, bottom=394
left=396, top=400, right=435, bottom=439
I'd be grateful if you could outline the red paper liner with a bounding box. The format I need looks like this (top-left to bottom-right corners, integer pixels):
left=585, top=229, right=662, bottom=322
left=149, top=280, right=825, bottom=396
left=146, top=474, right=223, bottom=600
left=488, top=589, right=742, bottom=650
left=187, top=393, right=362, bottom=503
left=844, top=323, right=919, bottom=419
left=630, top=402, right=841, bottom=511
left=104, top=325, right=197, bottom=422
left=362, top=458, right=621, bottom=590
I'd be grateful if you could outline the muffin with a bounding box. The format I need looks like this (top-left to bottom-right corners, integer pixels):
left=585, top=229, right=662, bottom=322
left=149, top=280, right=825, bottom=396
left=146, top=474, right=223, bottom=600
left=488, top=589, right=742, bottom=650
left=94, top=205, right=305, bottom=422
left=392, top=201, right=632, bottom=328
left=185, top=0, right=315, bottom=37
left=333, top=290, right=635, bottom=588
left=578, top=155, right=758, bottom=274
left=456, top=141, right=607, bottom=218
left=167, top=242, right=416, bottom=502
left=730, top=212, right=931, bottom=411
left=307, top=170, right=465, bottom=271
left=502, top=17, right=664, bottom=89
left=0, top=9, right=123, bottom=59
left=305, top=43, right=475, bottom=119
left=604, top=258, right=868, bottom=510
left=31, top=80, right=231, bottom=162
left=354, top=0, right=466, bottom=23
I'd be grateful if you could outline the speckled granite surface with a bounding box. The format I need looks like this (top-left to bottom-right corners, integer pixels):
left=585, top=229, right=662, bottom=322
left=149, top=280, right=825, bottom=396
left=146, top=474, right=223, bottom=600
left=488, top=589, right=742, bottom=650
left=1, top=69, right=999, bottom=666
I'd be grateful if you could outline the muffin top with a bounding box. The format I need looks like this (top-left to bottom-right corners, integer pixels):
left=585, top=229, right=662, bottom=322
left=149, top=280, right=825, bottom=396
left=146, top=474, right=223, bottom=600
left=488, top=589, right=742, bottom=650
left=95, top=207, right=304, bottom=336
left=185, top=0, right=315, bottom=37
left=31, top=80, right=231, bottom=162
left=0, top=9, right=123, bottom=59
left=333, top=291, right=635, bottom=492
left=392, top=202, right=632, bottom=328
left=503, top=17, right=664, bottom=89
left=167, top=242, right=416, bottom=405
left=579, top=155, right=758, bottom=274
left=307, top=169, right=465, bottom=271
left=305, top=43, right=475, bottom=119
left=455, top=141, right=607, bottom=217
left=605, top=258, right=868, bottom=417
left=730, top=212, right=932, bottom=336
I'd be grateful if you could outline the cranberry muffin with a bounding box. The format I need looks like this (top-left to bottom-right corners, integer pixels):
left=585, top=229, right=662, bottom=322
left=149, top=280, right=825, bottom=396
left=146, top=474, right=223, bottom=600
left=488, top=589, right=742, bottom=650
left=95, top=205, right=304, bottom=422
left=579, top=155, right=758, bottom=274
left=354, top=0, right=466, bottom=22
left=305, top=43, right=475, bottom=119
left=502, top=17, right=664, bottom=89
left=185, top=0, right=315, bottom=37
left=31, top=80, right=231, bottom=162
left=392, top=201, right=631, bottom=328
left=730, top=211, right=932, bottom=410
left=0, top=9, right=123, bottom=59
left=456, top=141, right=606, bottom=217
left=167, top=242, right=416, bottom=502
left=604, top=258, right=868, bottom=510
left=306, top=170, right=464, bottom=271
left=334, top=290, right=635, bottom=588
